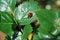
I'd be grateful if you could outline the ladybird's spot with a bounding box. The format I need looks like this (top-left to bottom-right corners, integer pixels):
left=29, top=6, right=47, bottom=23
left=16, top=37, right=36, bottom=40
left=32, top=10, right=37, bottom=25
left=28, top=12, right=33, bottom=18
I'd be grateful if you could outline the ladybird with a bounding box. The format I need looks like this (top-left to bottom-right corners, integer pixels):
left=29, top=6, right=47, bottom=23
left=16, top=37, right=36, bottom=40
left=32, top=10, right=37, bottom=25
left=28, top=12, right=33, bottom=18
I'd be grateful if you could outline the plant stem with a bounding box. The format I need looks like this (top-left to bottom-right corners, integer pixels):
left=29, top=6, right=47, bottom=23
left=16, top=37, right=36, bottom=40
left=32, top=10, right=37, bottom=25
left=10, top=11, right=18, bottom=25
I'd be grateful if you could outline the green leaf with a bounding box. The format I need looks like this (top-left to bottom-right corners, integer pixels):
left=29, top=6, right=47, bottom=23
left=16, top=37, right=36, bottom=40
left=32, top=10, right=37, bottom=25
left=0, top=14, right=1, bottom=23
left=1, top=12, right=13, bottom=23
left=35, top=10, right=60, bottom=39
left=0, top=12, right=13, bottom=36
left=35, top=9, right=56, bottom=35
left=0, top=0, right=16, bottom=12
left=33, top=33, right=40, bottom=40
left=0, top=23, right=13, bottom=36
left=36, top=9, right=55, bottom=38
left=22, top=25, right=32, bottom=40
left=14, top=1, right=38, bottom=25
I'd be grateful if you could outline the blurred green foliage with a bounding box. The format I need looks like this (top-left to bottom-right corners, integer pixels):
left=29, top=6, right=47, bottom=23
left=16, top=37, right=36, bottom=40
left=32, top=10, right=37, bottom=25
left=0, top=0, right=60, bottom=40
